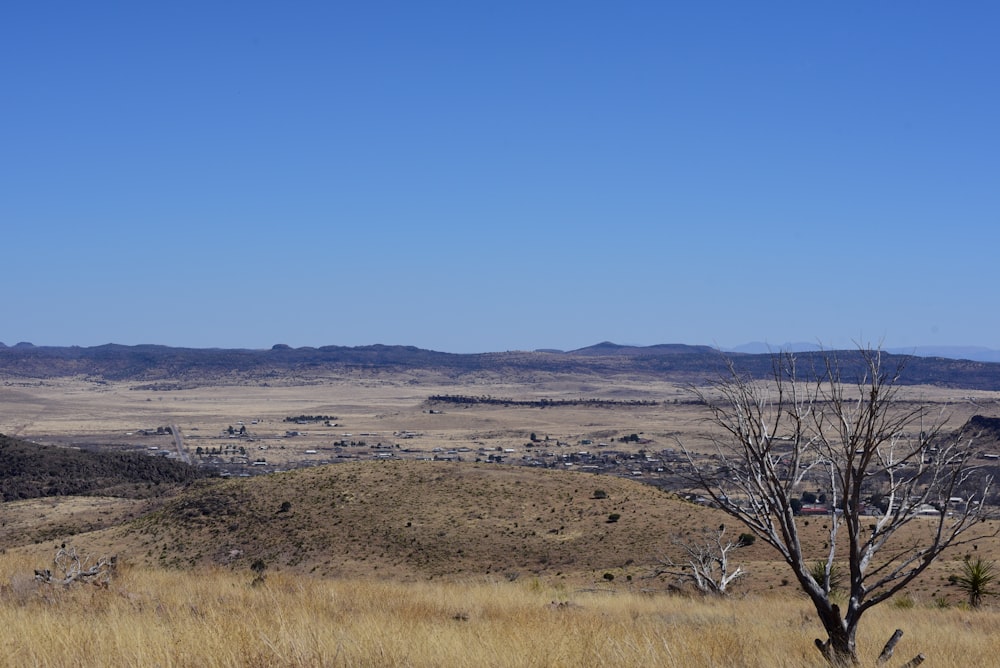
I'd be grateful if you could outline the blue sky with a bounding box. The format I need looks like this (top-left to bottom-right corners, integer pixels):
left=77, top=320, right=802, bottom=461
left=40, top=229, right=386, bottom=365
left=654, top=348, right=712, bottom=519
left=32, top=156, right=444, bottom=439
left=3, top=2, right=998, bottom=353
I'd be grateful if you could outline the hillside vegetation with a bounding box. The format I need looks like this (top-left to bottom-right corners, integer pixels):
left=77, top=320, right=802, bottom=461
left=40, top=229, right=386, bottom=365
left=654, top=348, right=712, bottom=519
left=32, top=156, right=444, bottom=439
left=0, top=433, right=212, bottom=501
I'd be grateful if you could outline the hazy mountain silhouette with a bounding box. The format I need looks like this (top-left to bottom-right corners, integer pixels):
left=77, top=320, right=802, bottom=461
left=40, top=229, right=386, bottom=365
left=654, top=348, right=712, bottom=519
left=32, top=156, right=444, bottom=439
left=728, top=341, right=1000, bottom=363
left=2, top=342, right=1000, bottom=389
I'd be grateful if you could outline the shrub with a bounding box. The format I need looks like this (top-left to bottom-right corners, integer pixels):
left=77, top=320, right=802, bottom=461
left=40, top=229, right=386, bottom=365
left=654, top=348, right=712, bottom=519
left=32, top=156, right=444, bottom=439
left=954, top=556, right=997, bottom=608
left=250, top=558, right=267, bottom=586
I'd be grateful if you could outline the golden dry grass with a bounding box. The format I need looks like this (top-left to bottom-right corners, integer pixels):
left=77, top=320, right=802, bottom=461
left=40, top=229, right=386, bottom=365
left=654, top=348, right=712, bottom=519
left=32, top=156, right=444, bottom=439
left=1, top=552, right=998, bottom=668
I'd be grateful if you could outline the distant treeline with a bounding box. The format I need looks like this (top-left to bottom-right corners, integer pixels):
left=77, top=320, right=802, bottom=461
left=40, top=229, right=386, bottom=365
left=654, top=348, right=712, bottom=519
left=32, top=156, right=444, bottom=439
left=427, top=394, right=658, bottom=408
left=283, top=415, right=338, bottom=423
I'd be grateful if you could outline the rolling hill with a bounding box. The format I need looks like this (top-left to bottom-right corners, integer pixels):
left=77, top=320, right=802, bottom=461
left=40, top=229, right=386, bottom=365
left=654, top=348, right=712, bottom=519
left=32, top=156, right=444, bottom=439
left=115, top=460, right=727, bottom=578
left=7, top=457, right=788, bottom=585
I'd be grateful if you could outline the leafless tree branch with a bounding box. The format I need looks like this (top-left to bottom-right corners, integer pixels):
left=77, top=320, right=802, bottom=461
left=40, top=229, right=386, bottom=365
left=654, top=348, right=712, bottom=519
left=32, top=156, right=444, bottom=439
left=676, top=346, right=998, bottom=666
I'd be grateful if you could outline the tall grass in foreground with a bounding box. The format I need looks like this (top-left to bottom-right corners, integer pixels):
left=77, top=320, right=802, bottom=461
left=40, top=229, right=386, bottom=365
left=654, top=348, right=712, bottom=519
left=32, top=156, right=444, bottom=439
left=1, top=553, right=998, bottom=667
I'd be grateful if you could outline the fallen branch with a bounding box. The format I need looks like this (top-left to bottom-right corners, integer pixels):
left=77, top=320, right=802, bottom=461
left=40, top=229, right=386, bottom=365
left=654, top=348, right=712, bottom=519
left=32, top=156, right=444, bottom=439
left=877, top=629, right=904, bottom=665
left=34, top=546, right=117, bottom=587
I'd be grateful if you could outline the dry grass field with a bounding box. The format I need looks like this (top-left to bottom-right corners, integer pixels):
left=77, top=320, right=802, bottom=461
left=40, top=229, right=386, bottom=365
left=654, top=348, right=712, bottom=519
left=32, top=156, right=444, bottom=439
left=3, top=369, right=1000, bottom=665
left=2, top=554, right=999, bottom=668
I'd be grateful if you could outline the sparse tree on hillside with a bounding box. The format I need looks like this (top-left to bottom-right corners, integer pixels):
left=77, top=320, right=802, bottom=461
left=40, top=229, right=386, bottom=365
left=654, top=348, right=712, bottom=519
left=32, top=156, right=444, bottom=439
left=678, top=346, right=996, bottom=666
left=655, top=525, right=747, bottom=596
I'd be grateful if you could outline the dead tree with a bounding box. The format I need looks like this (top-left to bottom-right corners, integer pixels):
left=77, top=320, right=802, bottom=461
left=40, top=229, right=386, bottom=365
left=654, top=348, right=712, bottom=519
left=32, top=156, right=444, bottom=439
left=654, top=526, right=746, bottom=595
left=678, top=346, right=996, bottom=666
left=34, top=546, right=117, bottom=587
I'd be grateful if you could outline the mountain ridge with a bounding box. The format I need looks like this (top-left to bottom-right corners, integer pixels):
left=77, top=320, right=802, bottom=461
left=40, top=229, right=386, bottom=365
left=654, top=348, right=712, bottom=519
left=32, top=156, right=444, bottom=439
left=2, top=341, right=1000, bottom=389
left=726, top=341, right=1000, bottom=363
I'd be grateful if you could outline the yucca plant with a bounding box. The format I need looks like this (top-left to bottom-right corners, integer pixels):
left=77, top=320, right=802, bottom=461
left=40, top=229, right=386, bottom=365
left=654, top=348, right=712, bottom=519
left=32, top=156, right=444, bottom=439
left=809, top=560, right=844, bottom=595
left=954, top=556, right=996, bottom=608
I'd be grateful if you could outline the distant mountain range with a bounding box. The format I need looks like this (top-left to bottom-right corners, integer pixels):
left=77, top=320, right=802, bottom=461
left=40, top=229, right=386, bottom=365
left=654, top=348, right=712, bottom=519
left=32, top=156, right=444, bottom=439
left=3, top=341, right=1000, bottom=390
left=726, top=342, right=1000, bottom=363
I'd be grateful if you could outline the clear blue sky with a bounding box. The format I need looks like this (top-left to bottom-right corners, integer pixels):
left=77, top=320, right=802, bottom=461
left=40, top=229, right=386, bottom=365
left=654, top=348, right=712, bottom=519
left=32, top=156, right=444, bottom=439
left=3, top=2, right=998, bottom=353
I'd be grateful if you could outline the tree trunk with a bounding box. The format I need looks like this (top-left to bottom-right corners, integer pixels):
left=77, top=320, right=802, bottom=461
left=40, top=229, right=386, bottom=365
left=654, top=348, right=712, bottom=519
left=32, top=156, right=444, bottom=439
left=814, top=637, right=858, bottom=667
left=813, top=604, right=858, bottom=666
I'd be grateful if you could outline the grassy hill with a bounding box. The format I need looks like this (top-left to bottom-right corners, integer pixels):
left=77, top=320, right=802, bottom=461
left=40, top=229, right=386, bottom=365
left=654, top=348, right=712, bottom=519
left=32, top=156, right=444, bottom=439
left=0, top=458, right=783, bottom=589
left=114, top=461, right=738, bottom=579
left=37, top=457, right=917, bottom=596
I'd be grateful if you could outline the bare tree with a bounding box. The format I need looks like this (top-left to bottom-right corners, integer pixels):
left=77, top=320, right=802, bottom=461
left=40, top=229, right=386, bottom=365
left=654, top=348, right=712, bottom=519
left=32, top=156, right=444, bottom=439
left=654, top=525, right=746, bottom=595
left=679, top=346, right=996, bottom=666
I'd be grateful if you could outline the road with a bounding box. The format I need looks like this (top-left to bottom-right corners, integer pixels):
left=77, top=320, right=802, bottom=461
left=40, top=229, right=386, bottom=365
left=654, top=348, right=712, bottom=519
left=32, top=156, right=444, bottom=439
left=170, top=424, right=191, bottom=464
